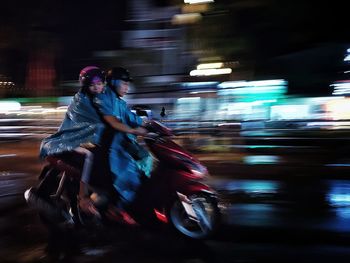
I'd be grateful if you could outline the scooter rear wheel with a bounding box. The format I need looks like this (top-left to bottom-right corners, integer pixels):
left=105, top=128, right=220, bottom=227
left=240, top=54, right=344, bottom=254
left=34, top=167, right=80, bottom=226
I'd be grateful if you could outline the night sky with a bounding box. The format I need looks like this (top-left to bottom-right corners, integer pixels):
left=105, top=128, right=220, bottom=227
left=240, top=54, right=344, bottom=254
left=0, top=0, right=349, bottom=94
left=0, top=0, right=127, bottom=82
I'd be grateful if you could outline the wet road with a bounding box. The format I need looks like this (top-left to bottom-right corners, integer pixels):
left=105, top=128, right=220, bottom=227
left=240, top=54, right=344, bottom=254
left=1, top=141, right=350, bottom=262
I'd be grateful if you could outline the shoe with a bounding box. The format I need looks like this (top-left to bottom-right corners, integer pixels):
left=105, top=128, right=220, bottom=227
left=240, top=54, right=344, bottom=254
left=106, top=207, right=138, bottom=226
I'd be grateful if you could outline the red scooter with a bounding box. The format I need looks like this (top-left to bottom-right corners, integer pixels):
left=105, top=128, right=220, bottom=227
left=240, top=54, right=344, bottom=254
left=25, top=120, right=220, bottom=240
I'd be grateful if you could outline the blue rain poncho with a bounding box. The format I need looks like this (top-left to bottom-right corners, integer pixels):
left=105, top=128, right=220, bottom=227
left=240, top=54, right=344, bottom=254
left=40, top=91, right=107, bottom=158
left=40, top=87, right=152, bottom=206
left=94, top=87, right=152, bottom=206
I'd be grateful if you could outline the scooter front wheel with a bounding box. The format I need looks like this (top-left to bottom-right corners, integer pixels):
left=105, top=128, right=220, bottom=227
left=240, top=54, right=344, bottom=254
left=169, top=192, right=220, bottom=239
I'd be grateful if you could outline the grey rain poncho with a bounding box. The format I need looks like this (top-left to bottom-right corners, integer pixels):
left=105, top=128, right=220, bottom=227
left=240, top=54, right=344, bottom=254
left=40, top=91, right=106, bottom=158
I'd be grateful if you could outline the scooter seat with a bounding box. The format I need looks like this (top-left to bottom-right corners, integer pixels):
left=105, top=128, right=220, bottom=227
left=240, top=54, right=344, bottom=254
left=46, top=156, right=81, bottom=178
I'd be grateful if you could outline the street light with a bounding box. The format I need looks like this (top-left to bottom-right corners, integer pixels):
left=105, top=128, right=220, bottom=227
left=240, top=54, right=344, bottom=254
left=184, top=0, right=214, bottom=4
left=190, top=68, right=232, bottom=76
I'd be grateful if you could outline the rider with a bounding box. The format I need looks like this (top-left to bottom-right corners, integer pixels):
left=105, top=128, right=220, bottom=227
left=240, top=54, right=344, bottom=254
left=40, top=66, right=107, bottom=214
left=93, top=67, right=152, bottom=208
left=40, top=66, right=151, bottom=215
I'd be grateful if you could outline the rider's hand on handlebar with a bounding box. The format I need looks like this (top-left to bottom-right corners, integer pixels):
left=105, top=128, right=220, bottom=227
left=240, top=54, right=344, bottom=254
left=132, top=127, right=148, bottom=136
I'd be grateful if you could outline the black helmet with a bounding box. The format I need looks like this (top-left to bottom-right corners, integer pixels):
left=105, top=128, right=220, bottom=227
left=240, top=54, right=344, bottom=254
left=106, top=67, right=132, bottom=87
left=79, top=66, right=104, bottom=88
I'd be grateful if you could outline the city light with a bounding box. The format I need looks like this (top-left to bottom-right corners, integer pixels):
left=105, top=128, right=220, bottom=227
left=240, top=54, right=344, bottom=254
left=177, top=97, right=201, bottom=102
left=270, top=105, right=310, bottom=120
left=325, top=98, right=350, bottom=120
left=307, top=121, right=350, bottom=127
left=0, top=104, right=67, bottom=115
left=331, top=82, right=350, bottom=95
left=190, top=90, right=216, bottom=94
left=197, top=62, right=223, bottom=69
left=243, top=155, right=281, bottom=165
left=172, top=13, right=202, bottom=25
left=190, top=68, right=232, bottom=76
left=219, top=79, right=287, bottom=89
left=184, top=0, right=214, bottom=4
left=0, top=101, right=21, bottom=113
left=181, top=81, right=219, bottom=87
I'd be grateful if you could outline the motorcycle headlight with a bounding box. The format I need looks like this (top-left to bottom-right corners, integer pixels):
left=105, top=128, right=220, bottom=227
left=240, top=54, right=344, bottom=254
left=189, top=167, right=207, bottom=178
left=173, top=154, right=208, bottom=178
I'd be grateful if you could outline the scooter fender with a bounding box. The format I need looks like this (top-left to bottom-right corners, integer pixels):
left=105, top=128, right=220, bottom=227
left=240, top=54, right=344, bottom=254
left=176, top=181, right=216, bottom=197
left=175, top=184, right=218, bottom=221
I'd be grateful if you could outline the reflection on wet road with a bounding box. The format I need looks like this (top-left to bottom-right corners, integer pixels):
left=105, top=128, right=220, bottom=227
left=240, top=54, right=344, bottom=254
left=2, top=141, right=350, bottom=262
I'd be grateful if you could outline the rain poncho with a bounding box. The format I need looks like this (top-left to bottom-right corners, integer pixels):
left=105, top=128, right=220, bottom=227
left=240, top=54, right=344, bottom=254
left=40, top=87, right=152, bottom=206
left=94, top=87, right=152, bottom=205
left=40, top=91, right=107, bottom=158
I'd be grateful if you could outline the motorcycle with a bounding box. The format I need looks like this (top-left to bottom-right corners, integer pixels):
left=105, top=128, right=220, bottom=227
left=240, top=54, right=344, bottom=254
left=25, top=120, right=220, bottom=240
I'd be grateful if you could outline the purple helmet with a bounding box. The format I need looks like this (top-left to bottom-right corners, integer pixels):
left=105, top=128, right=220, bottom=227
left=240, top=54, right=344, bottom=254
left=79, top=66, right=104, bottom=87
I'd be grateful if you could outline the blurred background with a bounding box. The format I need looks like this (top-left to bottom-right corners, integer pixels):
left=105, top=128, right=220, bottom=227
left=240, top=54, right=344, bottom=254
left=1, top=0, right=350, bottom=170
left=2, top=0, right=350, bottom=262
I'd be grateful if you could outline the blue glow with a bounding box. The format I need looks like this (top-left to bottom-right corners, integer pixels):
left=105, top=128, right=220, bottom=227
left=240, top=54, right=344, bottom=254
left=327, top=181, right=350, bottom=207
left=180, top=81, right=219, bottom=87
left=223, top=180, right=279, bottom=193
left=329, top=194, right=350, bottom=204
left=219, top=79, right=287, bottom=89
left=243, top=155, right=281, bottom=165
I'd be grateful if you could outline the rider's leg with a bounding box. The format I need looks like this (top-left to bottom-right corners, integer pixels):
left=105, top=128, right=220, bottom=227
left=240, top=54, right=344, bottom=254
left=74, top=147, right=94, bottom=186
left=73, top=147, right=100, bottom=215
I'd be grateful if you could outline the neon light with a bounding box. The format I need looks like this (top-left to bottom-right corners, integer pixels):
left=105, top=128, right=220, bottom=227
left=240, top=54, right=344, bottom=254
left=190, top=90, right=216, bottom=94
left=219, top=79, right=287, bottom=89
left=271, top=105, right=310, bottom=120
left=177, top=97, right=201, bottom=102
left=331, top=82, right=350, bottom=95
left=184, top=0, right=214, bottom=4
left=181, top=81, right=218, bottom=87
left=307, top=121, right=350, bottom=126
left=243, top=155, right=281, bottom=165
left=190, top=68, right=232, bottom=76
left=197, top=62, right=223, bottom=70
left=219, top=86, right=286, bottom=95
left=0, top=97, right=67, bottom=104
left=329, top=194, right=350, bottom=204
left=0, top=101, right=21, bottom=113
left=172, top=13, right=202, bottom=25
